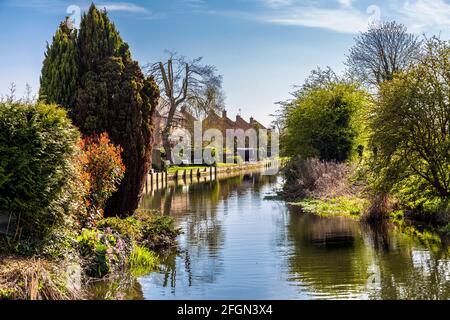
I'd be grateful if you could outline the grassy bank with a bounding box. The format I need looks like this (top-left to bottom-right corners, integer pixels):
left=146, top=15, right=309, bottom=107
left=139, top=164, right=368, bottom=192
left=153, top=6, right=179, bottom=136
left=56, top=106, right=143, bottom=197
left=290, top=196, right=369, bottom=220
left=283, top=158, right=450, bottom=238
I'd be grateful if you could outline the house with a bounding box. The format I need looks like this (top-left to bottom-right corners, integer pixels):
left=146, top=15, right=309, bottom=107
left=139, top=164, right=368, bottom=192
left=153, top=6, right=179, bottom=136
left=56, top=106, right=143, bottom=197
left=152, top=98, right=197, bottom=169
left=152, top=100, right=268, bottom=165
left=153, top=98, right=197, bottom=149
left=202, top=110, right=268, bottom=162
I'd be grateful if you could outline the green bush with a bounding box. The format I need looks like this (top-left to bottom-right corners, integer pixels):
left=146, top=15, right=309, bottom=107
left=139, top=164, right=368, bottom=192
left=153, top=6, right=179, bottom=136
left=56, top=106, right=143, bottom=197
left=0, top=102, right=79, bottom=247
left=282, top=83, right=370, bottom=162
left=99, top=211, right=180, bottom=249
left=77, top=228, right=130, bottom=278
left=98, top=217, right=143, bottom=242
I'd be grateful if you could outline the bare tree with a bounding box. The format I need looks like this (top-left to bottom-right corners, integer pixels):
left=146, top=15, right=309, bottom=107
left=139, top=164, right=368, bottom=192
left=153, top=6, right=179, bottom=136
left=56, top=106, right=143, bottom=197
left=186, top=83, right=225, bottom=120
left=5, top=83, right=17, bottom=103
left=146, top=52, right=223, bottom=161
left=346, top=21, right=422, bottom=86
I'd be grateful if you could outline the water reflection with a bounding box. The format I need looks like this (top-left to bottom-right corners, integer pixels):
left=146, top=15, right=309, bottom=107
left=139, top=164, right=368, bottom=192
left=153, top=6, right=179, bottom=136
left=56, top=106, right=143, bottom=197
left=94, top=172, right=450, bottom=300
left=287, top=210, right=450, bottom=299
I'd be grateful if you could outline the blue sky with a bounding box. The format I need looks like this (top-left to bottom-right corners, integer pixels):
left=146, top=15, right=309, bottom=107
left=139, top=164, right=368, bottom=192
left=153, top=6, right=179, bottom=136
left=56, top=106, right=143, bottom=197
left=1, top=0, right=449, bottom=125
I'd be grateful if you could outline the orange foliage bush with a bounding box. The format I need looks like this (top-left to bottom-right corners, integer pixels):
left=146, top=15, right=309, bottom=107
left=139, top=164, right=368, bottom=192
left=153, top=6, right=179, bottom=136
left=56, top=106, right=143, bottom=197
left=76, top=133, right=125, bottom=227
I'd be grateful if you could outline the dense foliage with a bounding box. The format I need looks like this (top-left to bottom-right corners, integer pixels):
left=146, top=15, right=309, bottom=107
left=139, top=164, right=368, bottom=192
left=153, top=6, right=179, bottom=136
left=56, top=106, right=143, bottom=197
left=369, top=38, right=450, bottom=208
left=78, top=211, right=179, bottom=278
left=39, top=4, right=160, bottom=217
left=77, top=133, right=125, bottom=227
left=282, top=83, right=369, bottom=162
left=39, top=18, right=78, bottom=109
left=98, top=210, right=181, bottom=249
left=0, top=102, right=79, bottom=245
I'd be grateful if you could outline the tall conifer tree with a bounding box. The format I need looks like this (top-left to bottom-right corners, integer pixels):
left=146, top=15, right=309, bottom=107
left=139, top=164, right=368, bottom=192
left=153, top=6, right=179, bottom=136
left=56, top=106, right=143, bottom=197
left=39, top=17, right=78, bottom=109
left=40, top=4, right=160, bottom=217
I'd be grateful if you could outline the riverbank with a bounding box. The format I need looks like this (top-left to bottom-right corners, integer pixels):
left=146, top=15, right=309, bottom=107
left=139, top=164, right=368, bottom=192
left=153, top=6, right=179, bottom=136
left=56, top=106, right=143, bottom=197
left=146, top=160, right=279, bottom=192
left=0, top=210, right=180, bottom=300
left=282, top=158, right=450, bottom=238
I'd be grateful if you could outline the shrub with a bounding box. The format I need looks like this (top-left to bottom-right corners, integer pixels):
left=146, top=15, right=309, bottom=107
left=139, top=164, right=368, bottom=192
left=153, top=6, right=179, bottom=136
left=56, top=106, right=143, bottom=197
left=0, top=102, right=79, bottom=247
left=98, top=217, right=143, bottom=242
left=282, top=83, right=369, bottom=162
left=134, top=211, right=181, bottom=248
left=77, top=133, right=125, bottom=227
left=99, top=211, right=181, bottom=249
left=283, top=157, right=351, bottom=201
left=76, top=228, right=130, bottom=278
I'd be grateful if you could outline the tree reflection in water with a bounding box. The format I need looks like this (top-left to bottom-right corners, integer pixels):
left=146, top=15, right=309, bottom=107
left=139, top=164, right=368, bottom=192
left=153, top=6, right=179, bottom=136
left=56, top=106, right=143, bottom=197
left=287, top=210, right=450, bottom=299
left=92, top=172, right=450, bottom=300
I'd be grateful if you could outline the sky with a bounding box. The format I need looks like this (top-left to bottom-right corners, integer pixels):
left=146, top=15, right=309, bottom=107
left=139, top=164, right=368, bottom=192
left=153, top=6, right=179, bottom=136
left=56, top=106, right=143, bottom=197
left=0, top=0, right=449, bottom=126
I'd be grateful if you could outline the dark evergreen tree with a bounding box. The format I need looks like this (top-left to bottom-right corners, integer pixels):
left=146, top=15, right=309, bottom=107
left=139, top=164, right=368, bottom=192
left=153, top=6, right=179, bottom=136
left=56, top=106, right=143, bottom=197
left=39, top=17, right=78, bottom=109
left=40, top=5, right=160, bottom=217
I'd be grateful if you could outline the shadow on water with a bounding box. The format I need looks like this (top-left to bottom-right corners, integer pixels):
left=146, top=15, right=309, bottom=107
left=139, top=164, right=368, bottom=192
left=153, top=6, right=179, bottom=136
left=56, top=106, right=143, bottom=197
left=90, top=172, right=450, bottom=300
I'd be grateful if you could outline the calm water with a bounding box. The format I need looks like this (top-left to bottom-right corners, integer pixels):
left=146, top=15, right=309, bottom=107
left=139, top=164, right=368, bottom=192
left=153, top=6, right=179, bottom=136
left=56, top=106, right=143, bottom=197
left=95, top=171, right=450, bottom=300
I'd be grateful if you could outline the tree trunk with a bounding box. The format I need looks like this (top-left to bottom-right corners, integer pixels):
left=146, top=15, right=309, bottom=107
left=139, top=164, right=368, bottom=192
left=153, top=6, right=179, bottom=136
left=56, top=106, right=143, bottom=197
left=162, top=127, right=172, bottom=164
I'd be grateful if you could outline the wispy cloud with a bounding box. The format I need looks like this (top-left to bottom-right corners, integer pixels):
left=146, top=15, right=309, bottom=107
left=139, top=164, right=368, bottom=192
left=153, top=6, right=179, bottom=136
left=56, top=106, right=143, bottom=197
left=97, top=2, right=149, bottom=14
left=252, top=0, right=379, bottom=33
left=215, top=0, right=450, bottom=35
left=394, top=0, right=450, bottom=32
left=262, top=0, right=295, bottom=8
left=263, top=7, right=377, bottom=33
left=6, top=0, right=150, bottom=13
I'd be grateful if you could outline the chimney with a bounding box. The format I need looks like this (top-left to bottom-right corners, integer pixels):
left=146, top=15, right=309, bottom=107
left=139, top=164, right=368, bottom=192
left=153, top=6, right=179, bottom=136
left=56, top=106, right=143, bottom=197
left=250, top=117, right=254, bottom=124
left=222, top=110, right=227, bottom=119
left=236, top=115, right=241, bottom=121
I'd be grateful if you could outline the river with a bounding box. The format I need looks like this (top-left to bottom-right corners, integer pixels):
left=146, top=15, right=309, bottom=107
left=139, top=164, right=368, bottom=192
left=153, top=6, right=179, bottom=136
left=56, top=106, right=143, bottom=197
left=93, top=171, right=450, bottom=300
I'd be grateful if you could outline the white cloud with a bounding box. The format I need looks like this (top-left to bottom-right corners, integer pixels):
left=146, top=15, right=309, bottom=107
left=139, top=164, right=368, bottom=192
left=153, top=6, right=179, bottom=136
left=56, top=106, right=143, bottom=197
left=395, top=0, right=450, bottom=32
left=265, top=7, right=371, bottom=33
left=262, top=0, right=295, bottom=8
left=338, top=0, right=354, bottom=8
left=98, top=2, right=149, bottom=13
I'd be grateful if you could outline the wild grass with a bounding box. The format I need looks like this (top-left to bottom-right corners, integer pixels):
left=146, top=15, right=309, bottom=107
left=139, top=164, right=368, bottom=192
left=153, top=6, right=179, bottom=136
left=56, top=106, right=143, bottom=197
left=283, top=157, right=354, bottom=201
left=283, top=157, right=369, bottom=219
left=0, top=257, right=82, bottom=300
left=293, top=196, right=369, bottom=219
left=128, top=245, right=159, bottom=277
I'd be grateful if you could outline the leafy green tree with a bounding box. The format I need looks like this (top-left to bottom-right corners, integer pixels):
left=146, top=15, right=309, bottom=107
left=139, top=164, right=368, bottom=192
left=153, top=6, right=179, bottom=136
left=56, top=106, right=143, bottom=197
left=40, top=5, right=160, bottom=217
left=369, top=38, right=450, bottom=200
left=39, top=18, right=78, bottom=109
left=283, top=83, right=369, bottom=162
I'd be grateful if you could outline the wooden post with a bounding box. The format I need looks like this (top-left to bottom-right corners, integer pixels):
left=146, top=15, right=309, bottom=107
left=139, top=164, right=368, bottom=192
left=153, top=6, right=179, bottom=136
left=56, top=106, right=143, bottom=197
left=145, top=174, right=148, bottom=194
left=156, top=172, right=159, bottom=189
left=150, top=173, right=153, bottom=191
